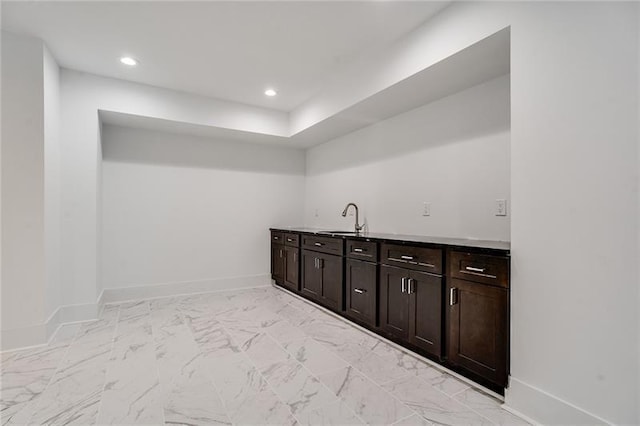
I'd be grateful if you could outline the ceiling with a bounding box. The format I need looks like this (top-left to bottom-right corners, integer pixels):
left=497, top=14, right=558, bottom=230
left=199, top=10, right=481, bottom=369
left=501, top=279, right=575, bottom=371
left=1, top=1, right=450, bottom=111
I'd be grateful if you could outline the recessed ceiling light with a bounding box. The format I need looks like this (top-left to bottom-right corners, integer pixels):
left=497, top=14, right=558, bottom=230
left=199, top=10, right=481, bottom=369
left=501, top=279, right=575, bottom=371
left=120, top=57, right=138, bottom=66
left=264, top=88, right=277, bottom=97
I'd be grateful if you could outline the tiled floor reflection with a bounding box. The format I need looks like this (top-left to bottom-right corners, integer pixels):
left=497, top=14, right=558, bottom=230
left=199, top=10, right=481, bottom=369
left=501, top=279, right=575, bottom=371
left=1, top=286, right=529, bottom=425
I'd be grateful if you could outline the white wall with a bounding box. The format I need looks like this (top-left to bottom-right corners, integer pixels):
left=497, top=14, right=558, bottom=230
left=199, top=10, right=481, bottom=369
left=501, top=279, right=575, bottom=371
left=101, top=125, right=305, bottom=289
left=508, top=3, right=638, bottom=424
left=43, top=45, right=62, bottom=321
left=59, top=70, right=293, bottom=308
left=305, top=75, right=510, bottom=241
left=1, top=32, right=46, bottom=347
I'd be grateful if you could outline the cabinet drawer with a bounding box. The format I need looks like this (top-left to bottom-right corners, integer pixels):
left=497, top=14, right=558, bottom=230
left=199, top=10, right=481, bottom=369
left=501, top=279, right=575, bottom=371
left=380, top=243, right=442, bottom=274
left=449, top=251, right=509, bottom=288
left=346, top=239, right=378, bottom=261
left=284, top=233, right=300, bottom=247
left=271, top=231, right=284, bottom=244
left=302, top=234, right=344, bottom=256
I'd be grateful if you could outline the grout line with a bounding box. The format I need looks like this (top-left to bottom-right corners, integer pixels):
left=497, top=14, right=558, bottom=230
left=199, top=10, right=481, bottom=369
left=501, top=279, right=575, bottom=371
left=178, top=306, right=235, bottom=424
left=270, top=285, right=512, bottom=425
left=94, top=305, right=122, bottom=424
left=268, top=286, right=419, bottom=424
left=18, top=322, right=81, bottom=425
left=273, top=284, right=506, bottom=400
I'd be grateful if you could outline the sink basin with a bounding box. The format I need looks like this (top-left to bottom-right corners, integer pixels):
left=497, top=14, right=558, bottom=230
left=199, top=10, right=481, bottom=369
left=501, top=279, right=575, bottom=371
left=318, top=230, right=360, bottom=235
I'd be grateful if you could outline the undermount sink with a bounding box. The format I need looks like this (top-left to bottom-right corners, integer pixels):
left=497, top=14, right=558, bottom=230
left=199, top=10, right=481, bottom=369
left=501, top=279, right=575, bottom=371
left=318, top=230, right=360, bottom=235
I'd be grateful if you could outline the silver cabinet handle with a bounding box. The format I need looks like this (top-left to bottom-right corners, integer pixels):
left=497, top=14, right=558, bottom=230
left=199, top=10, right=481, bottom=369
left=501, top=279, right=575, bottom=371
left=408, top=278, right=414, bottom=294
left=450, top=288, right=458, bottom=306
left=274, top=236, right=279, bottom=240
left=314, top=258, right=318, bottom=268
left=354, top=288, right=365, bottom=294
left=293, top=252, right=296, bottom=262
left=279, top=249, right=283, bottom=258
left=401, top=277, right=406, bottom=293
left=353, top=248, right=363, bottom=253
left=465, top=266, right=485, bottom=273
left=314, top=242, right=323, bottom=247
left=401, top=255, right=414, bottom=260
left=287, top=238, right=293, bottom=242
left=318, top=258, right=323, bottom=269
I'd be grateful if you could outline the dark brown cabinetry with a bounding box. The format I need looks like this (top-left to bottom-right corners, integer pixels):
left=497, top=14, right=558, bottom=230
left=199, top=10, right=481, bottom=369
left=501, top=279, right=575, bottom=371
left=447, top=251, right=509, bottom=387
left=301, top=249, right=343, bottom=311
left=345, top=259, right=377, bottom=327
left=380, top=264, right=442, bottom=358
left=271, top=232, right=285, bottom=284
left=270, top=228, right=511, bottom=393
left=271, top=231, right=300, bottom=292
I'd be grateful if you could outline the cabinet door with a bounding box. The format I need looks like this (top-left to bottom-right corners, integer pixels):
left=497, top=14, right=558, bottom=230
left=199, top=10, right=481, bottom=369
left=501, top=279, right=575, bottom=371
left=448, top=278, right=508, bottom=386
left=271, top=243, right=285, bottom=284
left=284, top=246, right=299, bottom=292
left=379, top=265, right=410, bottom=340
left=408, top=271, right=442, bottom=358
left=318, top=253, right=343, bottom=312
left=301, top=250, right=322, bottom=301
left=345, top=259, right=377, bottom=327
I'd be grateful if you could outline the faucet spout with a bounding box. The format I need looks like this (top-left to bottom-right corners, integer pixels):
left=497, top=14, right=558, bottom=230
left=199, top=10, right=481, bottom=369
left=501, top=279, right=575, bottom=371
left=341, top=202, right=364, bottom=233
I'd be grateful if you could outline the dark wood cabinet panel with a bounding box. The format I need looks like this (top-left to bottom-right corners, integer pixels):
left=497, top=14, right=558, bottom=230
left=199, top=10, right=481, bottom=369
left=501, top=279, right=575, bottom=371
left=450, top=251, right=509, bottom=288
left=319, top=253, right=343, bottom=311
left=271, top=243, right=285, bottom=284
left=301, top=250, right=322, bottom=300
left=284, top=233, right=300, bottom=247
left=408, top=270, right=442, bottom=358
left=346, top=239, right=378, bottom=262
left=301, top=249, right=343, bottom=312
left=283, top=246, right=299, bottom=292
left=345, top=259, right=377, bottom=327
left=380, top=243, right=442, bottom=274
left=448, top=278, right=508, bottom=387
left=379, top=265, right=410, bottom=340
left=301, top=235, right=344, bottom=256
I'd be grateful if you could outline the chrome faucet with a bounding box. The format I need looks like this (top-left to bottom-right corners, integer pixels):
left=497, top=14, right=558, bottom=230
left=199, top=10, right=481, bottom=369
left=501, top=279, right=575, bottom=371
left=341, top=202, right=364, bottom=233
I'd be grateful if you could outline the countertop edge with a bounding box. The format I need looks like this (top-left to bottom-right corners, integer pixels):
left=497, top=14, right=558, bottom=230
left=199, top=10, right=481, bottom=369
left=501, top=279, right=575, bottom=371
left=269, top=227, right=510, bottom=254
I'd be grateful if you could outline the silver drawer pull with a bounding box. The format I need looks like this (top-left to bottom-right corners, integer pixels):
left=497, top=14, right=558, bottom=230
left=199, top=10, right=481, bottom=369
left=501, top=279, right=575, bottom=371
left=353, top=248, right=363, bottom=253
left=274, top=236, right=279, bottom=240
left=450, top=288, right=458, bottom=306
left=287, top=238, right=293, bottom=242
left=465, top=266, right=485, bottom=273
left=314, top=242, right=323, bottom=247
left=354, top=288, right=366, bottom=294
left=401, top=255, right=414, bottom=260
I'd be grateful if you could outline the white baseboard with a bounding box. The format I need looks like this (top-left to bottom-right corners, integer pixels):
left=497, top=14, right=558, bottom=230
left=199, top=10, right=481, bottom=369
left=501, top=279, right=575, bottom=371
left=100, top=274, right=271, bottom=304
left=504, top=377, right=611, bottom=425
left=1, top=274, right=270, bottom=351
left=0, top=300, right=99, bottom=352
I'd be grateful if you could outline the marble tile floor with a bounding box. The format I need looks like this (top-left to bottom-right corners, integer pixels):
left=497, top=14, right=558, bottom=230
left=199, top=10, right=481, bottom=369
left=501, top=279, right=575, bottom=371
left=1, top=285, right=530, bottom=426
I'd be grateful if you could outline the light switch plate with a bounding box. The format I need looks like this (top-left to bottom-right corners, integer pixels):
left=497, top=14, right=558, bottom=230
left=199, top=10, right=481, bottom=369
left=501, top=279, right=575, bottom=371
left=496, top=199, right=507, bottom=216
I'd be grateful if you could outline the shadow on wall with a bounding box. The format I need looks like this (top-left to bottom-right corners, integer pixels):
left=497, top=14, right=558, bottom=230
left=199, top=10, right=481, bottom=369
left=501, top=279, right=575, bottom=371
left=101, top=124, right=306, bottom=176
left=306, top=74, right=510, bottom=175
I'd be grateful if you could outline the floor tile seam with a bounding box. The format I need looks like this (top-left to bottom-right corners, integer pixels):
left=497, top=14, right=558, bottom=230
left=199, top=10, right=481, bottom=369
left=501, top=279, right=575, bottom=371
left=178, top=311, right=235, bottom=425
left=18, top=317, right=87, bottom=425
left=253, top=330, right=367, bottom=425
left=212, top=319, right=300, bottom=420
left=307, top=346, right=420, bottom=423
left=391, top=412, right=436, bottom=426
left=148, top=310, right=169, bottom=426
left=387, top=372, right=499, bottom=425
left=94, top=308, right=123, bottom=425
left=271, top=286, right=507, bottom=403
